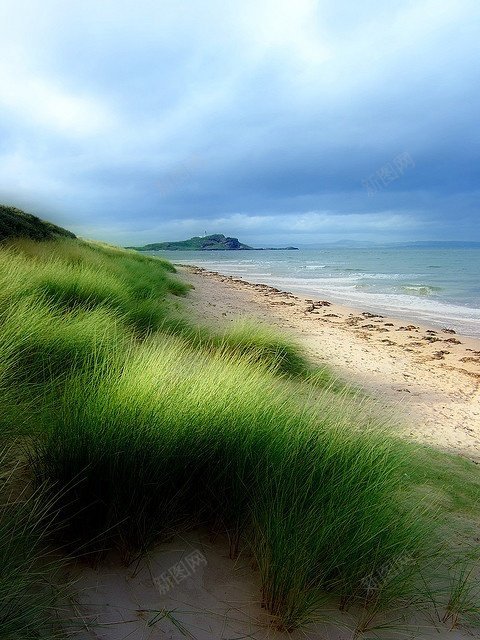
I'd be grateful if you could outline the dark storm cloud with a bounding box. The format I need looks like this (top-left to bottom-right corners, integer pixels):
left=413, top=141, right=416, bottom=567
left=0, top=0, right=478, bottom=245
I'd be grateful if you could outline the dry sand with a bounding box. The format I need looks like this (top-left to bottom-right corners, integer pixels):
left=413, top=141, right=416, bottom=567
left=70, top=530, right=475, bottom=640
left=69, top=265, right=480, bottom=640
left=181, top=265, right=480, bottom=463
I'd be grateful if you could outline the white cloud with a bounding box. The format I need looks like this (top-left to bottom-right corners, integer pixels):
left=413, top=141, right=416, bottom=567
left=204, top=211, right=421, bottom=233
left=0, top=49, right=116, bottom=138
left=235, top=0, right=331, bottom=67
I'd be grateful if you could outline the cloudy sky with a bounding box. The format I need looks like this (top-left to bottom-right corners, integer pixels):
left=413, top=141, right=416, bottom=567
left=0, top=0, right=479, bottom=246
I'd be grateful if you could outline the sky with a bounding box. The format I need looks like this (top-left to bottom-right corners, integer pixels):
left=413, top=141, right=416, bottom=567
left=0, top=0, right=479, bottom=247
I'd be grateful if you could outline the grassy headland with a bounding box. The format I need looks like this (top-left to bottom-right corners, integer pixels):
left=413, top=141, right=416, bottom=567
left=126, top=232, right=254, bottom=251
left=126, top=232, right=299, bottom=251
left=0, top=209, right=479, bottom=637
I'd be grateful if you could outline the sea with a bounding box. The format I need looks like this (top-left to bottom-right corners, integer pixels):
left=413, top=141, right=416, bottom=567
left=150, top=248, right=480, bottom=338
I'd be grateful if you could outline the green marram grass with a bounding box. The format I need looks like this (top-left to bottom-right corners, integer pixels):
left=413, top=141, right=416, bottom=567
left=31, top=336, right=432, bottom=628
left=218, top=318, right=309, bottom=374
left=0, top=446, right=68, bottom=640
left=0, top=233, right=478, bottom=636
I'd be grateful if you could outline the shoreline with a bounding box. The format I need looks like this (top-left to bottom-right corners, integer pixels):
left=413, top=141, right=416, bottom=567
left=153, top=250, right=480, bottom=339
left=179, top=264, right=480, bottom=461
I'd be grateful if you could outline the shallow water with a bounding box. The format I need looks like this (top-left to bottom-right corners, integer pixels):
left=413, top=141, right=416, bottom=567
left=151, top=248, right=480, bottom=337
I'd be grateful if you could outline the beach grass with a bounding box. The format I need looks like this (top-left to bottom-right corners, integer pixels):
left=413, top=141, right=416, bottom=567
left=0, top=234, right=479, bottom=635
left=0, top=445, right=67, bottom=640
left=218, top=318, right=310, bottom=374
left=30, top=335, right=433, bottom=627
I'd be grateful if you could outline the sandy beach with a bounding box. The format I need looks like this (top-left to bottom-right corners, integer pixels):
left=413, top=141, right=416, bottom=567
left=180, top=265, right=480, bottom=462
left=67, top=262, right=480, bottom=640
left=70, top=529, right=474, bottom=640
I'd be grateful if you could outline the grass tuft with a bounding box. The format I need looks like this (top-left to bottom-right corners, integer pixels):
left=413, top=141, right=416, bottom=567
left=220, top=318, right=309, bottom=375
left=31, top=337, right=433, bottom=626
left=0, top=447, right=67, bottom=639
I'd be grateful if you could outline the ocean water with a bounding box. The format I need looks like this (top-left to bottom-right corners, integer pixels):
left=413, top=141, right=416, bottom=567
left=151, top=248, right=480, bottom=338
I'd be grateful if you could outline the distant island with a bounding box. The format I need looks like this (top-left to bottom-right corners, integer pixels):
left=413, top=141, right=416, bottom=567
left=126, top=233, right=298, bottom=251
